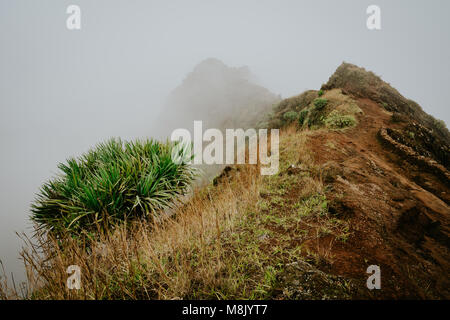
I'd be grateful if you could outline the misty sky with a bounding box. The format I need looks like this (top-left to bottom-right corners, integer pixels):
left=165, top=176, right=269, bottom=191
left=1, top=0, right=449, bottom=282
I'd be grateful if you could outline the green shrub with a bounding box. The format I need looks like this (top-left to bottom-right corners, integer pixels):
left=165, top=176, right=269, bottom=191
left=307, top=109, right=325, bottom=128
left=298, top=109, right=309, bottom=126
left=318, top=90, right=324, bottom=97
left=313, top=98, right=328, bottom=110
left=31, top=138, right=196, bottom=235
left=283, top=111, right=299, bottom=122
left=325, top=111, right=356, bottom=129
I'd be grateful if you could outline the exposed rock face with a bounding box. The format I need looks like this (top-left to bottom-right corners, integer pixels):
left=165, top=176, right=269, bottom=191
left=378, top=127, right=450, bottom=184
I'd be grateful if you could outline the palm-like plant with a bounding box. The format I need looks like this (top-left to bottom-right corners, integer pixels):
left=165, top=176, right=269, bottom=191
left=31, top=138, right=196, bottom=235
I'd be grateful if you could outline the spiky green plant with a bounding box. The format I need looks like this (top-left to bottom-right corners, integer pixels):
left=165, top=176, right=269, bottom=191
left=31, top=138, right=196, bottom=235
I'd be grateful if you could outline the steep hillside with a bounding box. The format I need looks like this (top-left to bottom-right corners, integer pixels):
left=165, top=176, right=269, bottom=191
left=260, top=63, right=450, bottom=298
left=11, top=63, right=449, bottom=300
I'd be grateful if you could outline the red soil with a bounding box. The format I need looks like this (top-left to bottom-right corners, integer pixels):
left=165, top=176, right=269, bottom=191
left=305, top=97, right=449, bottom=299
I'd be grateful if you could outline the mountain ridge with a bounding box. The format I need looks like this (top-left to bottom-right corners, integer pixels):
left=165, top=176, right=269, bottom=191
left=7, top=62, right=450, bottom=300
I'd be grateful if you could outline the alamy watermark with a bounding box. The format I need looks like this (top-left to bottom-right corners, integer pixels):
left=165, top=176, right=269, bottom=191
left=366, top=265, right=381, bottom=290
left=66, top=265, right=81, bottom=290
left=66, top=5, right=81, bottom=30
left=366, top=5, right=381, bottom=30
left=65, top=5, right=381, bottom=31
left=170, top=121, right=279, bottom=175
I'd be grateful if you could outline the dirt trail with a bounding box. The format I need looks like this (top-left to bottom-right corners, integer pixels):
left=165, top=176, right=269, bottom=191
left=305, top=95, right=450, bottom=299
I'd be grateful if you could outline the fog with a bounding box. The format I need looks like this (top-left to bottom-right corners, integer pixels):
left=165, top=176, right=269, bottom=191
left=1, top=0, right=449, bottom=283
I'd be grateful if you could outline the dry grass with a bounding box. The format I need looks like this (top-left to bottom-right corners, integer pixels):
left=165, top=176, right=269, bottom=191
left=12, top=164, right=261, bottom=300
left=1, top=125, right=353, bottom=300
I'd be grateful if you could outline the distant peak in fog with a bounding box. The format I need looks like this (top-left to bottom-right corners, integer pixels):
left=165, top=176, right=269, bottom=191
left=158, top=58, right=280, bottom=134
left=193, top=57, right=227, bottom=70
left=190, top=58, right=252, bottom=82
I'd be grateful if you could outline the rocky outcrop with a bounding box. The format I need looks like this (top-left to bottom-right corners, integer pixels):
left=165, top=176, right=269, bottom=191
left=378, top=127, right=450, bottom=185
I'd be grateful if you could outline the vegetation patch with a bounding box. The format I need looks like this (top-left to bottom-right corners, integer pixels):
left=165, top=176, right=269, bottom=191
left=313, top=98, right=328, bottom=110
left=324, top=110, right=357, bottom=130
left=298, top=109, right=309, bottom=126
left=322, top=62, right=450, bottom=143
left=15, top=128, right=354, bottom=300
left=267, top=90, right=318, bottom=128
left=31, top=138, right=196, bottom=235
left=283, top=111, right=299, bottom=123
